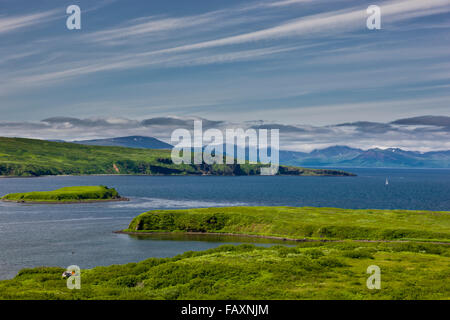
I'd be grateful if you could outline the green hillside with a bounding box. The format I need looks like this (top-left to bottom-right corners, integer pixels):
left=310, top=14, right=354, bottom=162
left=0, top=137, right=354, bottom=177
left=125, top=206, right=450, bottom=242
left=0, top=242, right=448, bottom=299
left=1, top=185, right=124, bottom=203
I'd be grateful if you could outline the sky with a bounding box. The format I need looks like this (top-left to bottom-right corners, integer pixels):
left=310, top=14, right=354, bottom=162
left=0, top=0, right=449, bottom=150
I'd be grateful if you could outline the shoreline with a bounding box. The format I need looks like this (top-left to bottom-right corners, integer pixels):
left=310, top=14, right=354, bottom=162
left=0, top=172, right=356, bottom=178
left=114, top=230, right=450, bottom=245
left=1, top=169, right=449, bottom=179
left=1, top=197, right=130, bottom=204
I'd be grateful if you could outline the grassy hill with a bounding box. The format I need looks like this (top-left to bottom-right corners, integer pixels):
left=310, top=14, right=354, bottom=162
left=1, top=185, right=124, bottom=203
left=0, top=242, right=448, bottom=299
left=0, top=137, right=354, bottom=177
left=125, top=206, right=450, bottom=242
left=72, top=136, right=173, bottom=149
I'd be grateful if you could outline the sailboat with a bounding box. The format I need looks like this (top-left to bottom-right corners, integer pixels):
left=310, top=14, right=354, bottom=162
left=385, top=178, right=389, bottom=186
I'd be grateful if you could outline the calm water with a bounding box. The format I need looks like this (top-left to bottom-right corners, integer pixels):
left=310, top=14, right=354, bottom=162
left=0, top=168, right=449, bottom=279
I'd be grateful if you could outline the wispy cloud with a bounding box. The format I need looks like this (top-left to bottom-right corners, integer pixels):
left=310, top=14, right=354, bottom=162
left=0, top=45, right=301, bottom=95
left=267, top=0, right=314, bottom=7
left=0, top=0, right=449, bottom=123
left=83, top=13, right=220, bottom=43
left=81, top=1, right=278, bottom=45
left=3, top=0, right=448, bottom=83
left=142, top=0, right=450, bottom=54
left=0, top=9, right=59, bottom=35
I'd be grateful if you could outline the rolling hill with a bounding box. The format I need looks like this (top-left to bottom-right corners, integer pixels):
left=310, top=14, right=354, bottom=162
left=0, top=137, right=353, bottom=177
left=72, top=136, right=172, bottom=149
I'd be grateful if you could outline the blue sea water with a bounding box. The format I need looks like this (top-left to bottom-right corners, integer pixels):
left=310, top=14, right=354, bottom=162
left=0, top=168, right=449, bottom=279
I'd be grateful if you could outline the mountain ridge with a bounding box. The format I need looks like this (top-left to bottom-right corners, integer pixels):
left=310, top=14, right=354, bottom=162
left=281, top=146, right=450, bottom=168
left=49, top=135, right=450, bottom=168
left=71, top=136, right=172, bottom=149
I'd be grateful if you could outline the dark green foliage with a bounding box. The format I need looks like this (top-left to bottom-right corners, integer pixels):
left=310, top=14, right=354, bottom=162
left=0, top=242, right=448, bottom=300
left=317, top=256, right=347, bottom=267
left=343, top=248, right=376, bottom=259
left=112, top=275, right=140, bottom=288
left=131, top=211, right=229, bottom=232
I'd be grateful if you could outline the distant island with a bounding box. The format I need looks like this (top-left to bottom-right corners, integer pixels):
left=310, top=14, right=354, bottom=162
left=0, top=137, right=354, bottom=177
left=1, top=186, right=128, bottom=203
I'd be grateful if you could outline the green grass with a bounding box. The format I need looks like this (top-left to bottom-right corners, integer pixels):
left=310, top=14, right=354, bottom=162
left=1, top=206, right=449, bottom=299
left=0, top=242, right=448, bottom=300
left=1, top=185, right=121, bottom=202
left=125, top=206, right=450, bottom=242
left=0, top=137, right=354, bottom=177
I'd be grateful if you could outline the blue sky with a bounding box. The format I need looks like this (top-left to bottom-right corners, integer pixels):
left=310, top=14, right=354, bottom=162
left=0, top=0, right=449, bottom=125
left=0, top=0, right=450, bottom=152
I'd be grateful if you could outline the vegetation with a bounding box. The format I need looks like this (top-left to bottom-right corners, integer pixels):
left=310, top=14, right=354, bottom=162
left=1, top=186, right=123, bottom=203
left=0, top=137, right=354, bottom=177
left=0, top=206, right=448, bottom=299
left=125, top=206, right=450, bottom=242
left=0, top=242, right=448, bottom=299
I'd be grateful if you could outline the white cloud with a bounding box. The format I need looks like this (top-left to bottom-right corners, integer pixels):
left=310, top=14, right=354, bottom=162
left=1, top=115, right=449, bottom=153
left=0, top=9, right=58, bottom=35
left=267, top=0, right=314, bottom=7
left=142, top=0, right=450, bottom=54
left=83, top=13, right=220, bottom=43
left=2, top=0, right=449, bottom=89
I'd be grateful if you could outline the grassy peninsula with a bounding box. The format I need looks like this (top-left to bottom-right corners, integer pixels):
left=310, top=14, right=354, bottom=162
left=0, top=137, right=354, bottom=177
left=123, top=206, right=450, bottom=243
left=1, top=185, right=126, bottom=203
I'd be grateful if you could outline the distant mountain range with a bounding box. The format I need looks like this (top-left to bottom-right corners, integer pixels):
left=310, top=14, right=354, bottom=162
left=221, top=145, right=450, bottom=168
left=59, top=136, right=450, bottom=168
left=279, top=146, right=450, bottom=168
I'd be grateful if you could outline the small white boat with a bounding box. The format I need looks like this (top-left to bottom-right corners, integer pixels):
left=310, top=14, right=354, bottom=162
left=385, top=178, right=389, bottom=185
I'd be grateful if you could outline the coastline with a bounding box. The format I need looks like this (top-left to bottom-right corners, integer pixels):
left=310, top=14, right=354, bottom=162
left=114, top=230, right=450, bottom=245
left=0, top=172, right=356, bottom=178
left=1, top=197, right=130, bottom=204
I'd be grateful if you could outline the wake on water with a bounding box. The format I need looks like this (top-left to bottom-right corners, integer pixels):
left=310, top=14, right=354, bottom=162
left=108, top=197, right=250, bottom=209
